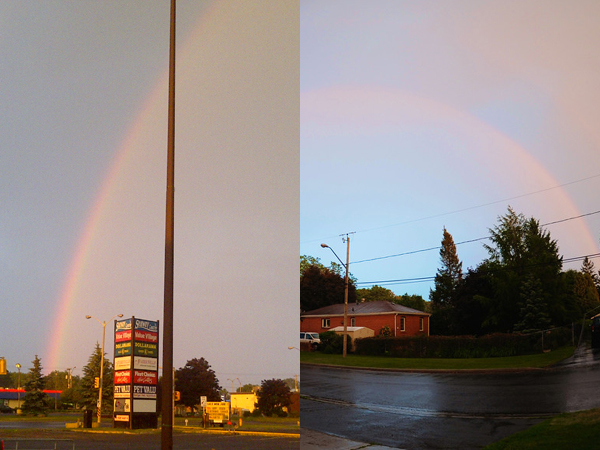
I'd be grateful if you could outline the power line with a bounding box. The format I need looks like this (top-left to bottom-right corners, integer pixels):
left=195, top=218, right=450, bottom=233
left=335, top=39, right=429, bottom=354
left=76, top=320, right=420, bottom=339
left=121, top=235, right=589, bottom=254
left=352, top=209, right=600, bottom=265
left=356, top=253, right=600, bottom=288
left=302, top=173, right=600, bottom=245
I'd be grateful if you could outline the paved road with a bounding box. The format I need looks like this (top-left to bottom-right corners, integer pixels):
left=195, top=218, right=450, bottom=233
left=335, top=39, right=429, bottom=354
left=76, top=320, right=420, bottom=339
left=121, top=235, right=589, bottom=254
left=0, top=430, right=299, bottom=450
left=301, top=346, right=600, bottom=450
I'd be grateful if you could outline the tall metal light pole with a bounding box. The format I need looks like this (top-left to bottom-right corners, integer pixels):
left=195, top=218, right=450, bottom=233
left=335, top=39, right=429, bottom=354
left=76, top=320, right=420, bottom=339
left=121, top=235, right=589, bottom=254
left=86, top=314, right=123, bottom=423
left=162, top=1, right=176, bottom=449
left=15, top=363, right=21, bottom=410
left=321, top=232, right=354, bottom=358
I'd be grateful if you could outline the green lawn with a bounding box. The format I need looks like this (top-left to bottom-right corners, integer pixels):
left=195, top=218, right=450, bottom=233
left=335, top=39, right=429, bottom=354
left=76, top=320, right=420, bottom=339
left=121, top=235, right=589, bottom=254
left=483, top=408, right=600, bottom=450
left=300, top=346, right=575, bottom=370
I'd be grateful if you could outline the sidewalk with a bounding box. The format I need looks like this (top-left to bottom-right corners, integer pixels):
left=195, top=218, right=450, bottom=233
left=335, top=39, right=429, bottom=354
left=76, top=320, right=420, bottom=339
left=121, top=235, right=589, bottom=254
left=301, top=428, right=403, bottom=450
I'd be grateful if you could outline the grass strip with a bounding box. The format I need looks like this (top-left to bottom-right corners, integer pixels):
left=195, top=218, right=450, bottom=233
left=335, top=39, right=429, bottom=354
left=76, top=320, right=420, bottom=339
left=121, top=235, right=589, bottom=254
left=300, top=346, right=574, bottom=370
left=483, top=408, right=600, bottom=449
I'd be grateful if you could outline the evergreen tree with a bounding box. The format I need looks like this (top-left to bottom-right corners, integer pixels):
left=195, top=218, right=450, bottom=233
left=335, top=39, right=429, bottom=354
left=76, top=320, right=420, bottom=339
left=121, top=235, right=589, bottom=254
left=482, top=207, right=562, bottom=332
left=581, top=256, right=600, bottom=294
left=22, top=355, right=48, bottom=416
left=514, top=275, right=551, bottom=333
left=77, top=343, right=114, bottom=413
left=429, top=227, right=463, bottom=334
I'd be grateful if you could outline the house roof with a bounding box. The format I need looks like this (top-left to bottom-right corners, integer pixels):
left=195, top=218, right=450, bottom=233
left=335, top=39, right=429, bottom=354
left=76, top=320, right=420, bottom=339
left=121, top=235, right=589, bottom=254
left=302, top=300, right=430, bottom=317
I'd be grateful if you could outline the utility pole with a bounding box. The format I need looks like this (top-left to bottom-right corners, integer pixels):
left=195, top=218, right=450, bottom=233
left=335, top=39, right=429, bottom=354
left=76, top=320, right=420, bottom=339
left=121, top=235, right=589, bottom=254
left=342, top=233, right=352, bottom=358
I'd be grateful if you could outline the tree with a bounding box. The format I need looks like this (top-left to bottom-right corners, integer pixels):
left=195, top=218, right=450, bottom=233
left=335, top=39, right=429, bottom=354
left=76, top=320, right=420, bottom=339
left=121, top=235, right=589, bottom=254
left=175, top=358, right=221, bottom=411
left=256, top=379, right=291, bottom=417
left=300, top=263, right=356, bottom=312
left=21, top=355, right=48, bottom=416
left=514, top=275, right=552, bottom=333
left=429, top=227, right=463, bottom=334
left=77, top=343, right=114, bottom=413
left=481, top=207, right=562, bottom=332
left=356, top=285, right=396, bottom=303
left=581, top=256, right=600, bottom=294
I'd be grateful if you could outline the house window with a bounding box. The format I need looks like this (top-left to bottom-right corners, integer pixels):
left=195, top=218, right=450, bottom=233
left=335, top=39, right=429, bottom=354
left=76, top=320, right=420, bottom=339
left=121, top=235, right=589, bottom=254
left=322, top=318, right=330, bottom=328
left=350, top=317, right=356, bottom=327
left=420, top=317, right=424, bottom=331
left=400, top=316, right=406, bottom=332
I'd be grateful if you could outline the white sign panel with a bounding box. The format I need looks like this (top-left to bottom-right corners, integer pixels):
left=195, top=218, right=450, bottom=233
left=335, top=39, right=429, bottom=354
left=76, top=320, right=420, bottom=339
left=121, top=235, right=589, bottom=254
left=133, top=399, right=157, bottom=413
left=133, top=385, right=157, bottom=399
left=114, top=356, right=131, bottom=371
left=134, top=356, right=158, bottom=371
left=114, top=385, right=131, bottom=398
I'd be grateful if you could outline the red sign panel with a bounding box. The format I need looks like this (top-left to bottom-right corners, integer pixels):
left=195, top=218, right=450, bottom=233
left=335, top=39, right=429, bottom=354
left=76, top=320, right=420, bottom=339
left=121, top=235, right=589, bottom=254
left=115, top=330, right=132, bottom=343
left=134, top=370, right=157, bottom=385
left=114, top=370, right=131, bottom=384
left=134, top=330, right=158, bottom=343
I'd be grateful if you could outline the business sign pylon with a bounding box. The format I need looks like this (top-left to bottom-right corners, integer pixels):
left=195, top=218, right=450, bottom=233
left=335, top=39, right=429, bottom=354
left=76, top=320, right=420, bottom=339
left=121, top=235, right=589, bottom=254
left=113, top=317, right=159, bottom=429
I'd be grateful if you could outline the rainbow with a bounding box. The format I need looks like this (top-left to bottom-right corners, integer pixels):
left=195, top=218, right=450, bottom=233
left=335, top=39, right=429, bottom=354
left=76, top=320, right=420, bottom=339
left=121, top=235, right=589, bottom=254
left=301, top=85, right=599, bottom=250
left=44, top=1, right=223, bottom=372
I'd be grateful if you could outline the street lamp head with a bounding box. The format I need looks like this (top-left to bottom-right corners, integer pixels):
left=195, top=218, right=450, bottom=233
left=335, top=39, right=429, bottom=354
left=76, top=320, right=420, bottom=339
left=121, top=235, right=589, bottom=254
left=85, top=315, right=92, bottom=319
left=117, top=314, right=123, bottom=318
left=320, top=243, right=329, bottom=248
left=15, top=363, right=20, bottom=369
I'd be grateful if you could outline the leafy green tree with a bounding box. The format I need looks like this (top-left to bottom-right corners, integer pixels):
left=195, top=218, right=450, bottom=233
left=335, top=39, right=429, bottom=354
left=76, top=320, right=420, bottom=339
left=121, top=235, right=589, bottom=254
left=22, top=355, right=48, bottom=416
left=77, top=343, right=114, bottom=413
left=396, top=293, right=428, bottom=312
left=175, top=358, right=221, bottom=411
left=430, top=227, right=463, bottom=334
left=300, top=263, right=356, bottom=312
left=300, top=255, right=324, bottom=276
left=256, top=379, right=291, bottom=417
left=561, top=270, right=600, bottom=317
left=239, top=383, right=257, bottom=393
left=356, top=285, right=396, bottom=303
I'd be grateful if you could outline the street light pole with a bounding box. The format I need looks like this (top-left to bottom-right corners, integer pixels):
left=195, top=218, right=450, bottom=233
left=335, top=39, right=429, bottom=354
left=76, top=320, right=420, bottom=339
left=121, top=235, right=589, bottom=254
left=16, top=363, right=21, bottom=410
left=86, top=314, right=123, bottom=424
left=321, top=232, right=354, bottom=358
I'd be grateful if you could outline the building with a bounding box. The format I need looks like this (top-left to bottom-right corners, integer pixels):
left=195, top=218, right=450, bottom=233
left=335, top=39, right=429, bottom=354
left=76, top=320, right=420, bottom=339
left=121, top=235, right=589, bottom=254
left=0, top=389, right=62, bottom=411
left=301, top=300, right=430, bottom=338
left=230, top=391, right=257, bottom=413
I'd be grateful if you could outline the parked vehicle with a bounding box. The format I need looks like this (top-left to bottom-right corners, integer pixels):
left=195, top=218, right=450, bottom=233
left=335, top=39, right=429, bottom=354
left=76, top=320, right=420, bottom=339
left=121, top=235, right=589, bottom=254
left=300, top=332, right=321, bottom=349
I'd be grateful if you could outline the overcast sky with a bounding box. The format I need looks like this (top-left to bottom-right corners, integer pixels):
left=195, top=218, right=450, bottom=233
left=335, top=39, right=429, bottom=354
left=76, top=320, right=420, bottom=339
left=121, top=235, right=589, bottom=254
left=301, top=0, right=600, bottom=301
left=1, top=1, right=298, bottom=386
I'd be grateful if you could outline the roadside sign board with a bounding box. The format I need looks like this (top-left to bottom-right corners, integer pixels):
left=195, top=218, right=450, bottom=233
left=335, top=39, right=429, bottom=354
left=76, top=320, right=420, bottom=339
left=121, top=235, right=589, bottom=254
left=113, top=316, right=159, bottom=429
left=206, top=402, right=229, bottom=423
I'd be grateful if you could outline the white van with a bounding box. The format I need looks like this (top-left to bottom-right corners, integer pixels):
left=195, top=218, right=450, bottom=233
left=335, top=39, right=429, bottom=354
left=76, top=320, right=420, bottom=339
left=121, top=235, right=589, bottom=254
left=300, top=332, right=321, bottom=347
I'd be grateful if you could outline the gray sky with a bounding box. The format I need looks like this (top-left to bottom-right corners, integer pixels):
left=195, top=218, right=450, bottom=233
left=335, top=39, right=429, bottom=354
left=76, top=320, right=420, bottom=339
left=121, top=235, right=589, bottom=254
left=1, top=1, right=299, bottom=386
left=301, top=0, right=600, bottom=299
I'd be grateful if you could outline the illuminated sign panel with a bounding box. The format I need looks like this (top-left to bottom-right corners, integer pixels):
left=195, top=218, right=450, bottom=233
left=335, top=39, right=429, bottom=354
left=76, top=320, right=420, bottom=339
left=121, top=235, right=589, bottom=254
left=113, top=316, right=159, bottom=429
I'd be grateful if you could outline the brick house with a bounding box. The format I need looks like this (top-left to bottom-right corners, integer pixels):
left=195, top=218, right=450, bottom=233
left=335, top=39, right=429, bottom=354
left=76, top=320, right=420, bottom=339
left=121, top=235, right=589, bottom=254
left=301, top=300, right=430, bottom=337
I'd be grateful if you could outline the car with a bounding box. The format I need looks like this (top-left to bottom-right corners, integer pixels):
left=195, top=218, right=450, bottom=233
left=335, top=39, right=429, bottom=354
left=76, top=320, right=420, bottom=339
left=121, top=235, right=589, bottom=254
left=300, top=332, right=321, bottom=348
left=0, top=404, right=14, bottom=414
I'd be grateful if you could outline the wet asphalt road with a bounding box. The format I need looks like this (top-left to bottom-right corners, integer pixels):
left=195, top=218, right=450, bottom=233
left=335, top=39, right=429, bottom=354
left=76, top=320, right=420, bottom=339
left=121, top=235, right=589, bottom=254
left=0, top=430, right=299, bottom=450
left=301, top=346, right=600, bottom=449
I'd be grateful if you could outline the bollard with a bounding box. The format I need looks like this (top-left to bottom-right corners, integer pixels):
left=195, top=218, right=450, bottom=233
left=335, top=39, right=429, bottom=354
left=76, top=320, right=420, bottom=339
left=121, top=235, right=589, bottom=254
left=185, top=419, right=188, bottom=426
